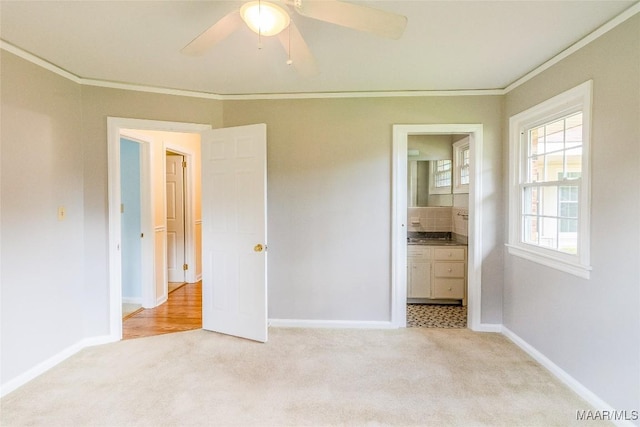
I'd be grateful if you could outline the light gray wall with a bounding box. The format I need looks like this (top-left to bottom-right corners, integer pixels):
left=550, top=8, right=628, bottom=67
left=0, top=51, right=224, bottom=386
left=1, top=51, right=84, bottom=383
left=223, top=96, right=504, bottom=323
left=503, top=15, right=640, bottom=412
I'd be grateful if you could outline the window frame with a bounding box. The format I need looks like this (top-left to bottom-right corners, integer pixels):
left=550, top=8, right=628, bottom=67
left=428, top=159, right=452, bottom=195
left=507, top=81, right=592, bottom=279
left=453, top=137, right=470, bottom=194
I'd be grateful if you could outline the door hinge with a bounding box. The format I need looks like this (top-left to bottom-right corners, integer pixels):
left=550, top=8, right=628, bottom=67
left=182, top=161, right=187, bottom=168
left=183, top=264, right=189, bottom=271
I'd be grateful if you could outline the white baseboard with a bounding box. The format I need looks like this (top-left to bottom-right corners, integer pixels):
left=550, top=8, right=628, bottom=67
left=122, top=297, right=142, bottom=304
left=474, top=323, right=503, bottom=333
left=501, top=327, right=634, bottom=427
left=81, top=334, right=119, bottom=348
left=0, top=335, right=116, bottom=398
left=269, top=318, right=396, bottom=329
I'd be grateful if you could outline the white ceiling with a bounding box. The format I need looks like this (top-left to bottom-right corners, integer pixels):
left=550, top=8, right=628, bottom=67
left=1, top=1, right=636, bottom=96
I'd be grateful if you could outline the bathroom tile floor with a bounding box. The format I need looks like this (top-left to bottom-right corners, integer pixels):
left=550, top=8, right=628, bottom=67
left=407, top=303, right=467, bottom=328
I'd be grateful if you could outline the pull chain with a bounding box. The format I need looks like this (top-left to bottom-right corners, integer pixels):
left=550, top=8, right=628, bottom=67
left=257, top=0, right=263, bottom=49
left=287, top=24, right=293, bottom=65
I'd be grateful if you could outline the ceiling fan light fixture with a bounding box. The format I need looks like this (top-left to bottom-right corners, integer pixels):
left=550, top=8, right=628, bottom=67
left=240, top=1, right=290, bottom=37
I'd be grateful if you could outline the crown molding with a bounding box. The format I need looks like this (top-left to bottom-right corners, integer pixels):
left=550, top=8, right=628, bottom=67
left=2, top=3, right=638, bottom=101
left=81, top=78, right=224, bottom=100
left=0, top=40, right=81, bottom=84
left=221, top=89, right=505, bottom=100
left=504, top=2, right=640, bottom=93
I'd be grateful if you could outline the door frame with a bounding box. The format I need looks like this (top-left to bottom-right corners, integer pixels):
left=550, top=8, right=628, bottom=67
left=392, top=124, right=483, bottom=331
left=107, top=117, right=211, bottom=340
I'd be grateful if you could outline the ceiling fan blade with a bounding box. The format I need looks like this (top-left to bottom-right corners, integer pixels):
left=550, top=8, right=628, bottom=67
left=181, top=10, right=243, bottom=56
left=293, top=0, right=407, bottom=39
left=277, top=21, right=318, bottom=77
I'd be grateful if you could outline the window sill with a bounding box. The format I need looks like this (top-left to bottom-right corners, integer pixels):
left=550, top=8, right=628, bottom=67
left=505, top=244, right=591, bottom=279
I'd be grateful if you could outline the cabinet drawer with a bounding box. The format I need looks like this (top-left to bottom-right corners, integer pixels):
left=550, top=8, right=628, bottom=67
left=408, top=246, right=431, bottom=260
left=433, top=248, right=465, bottom=261
left=434, top=262, right=465, bottom=278
left=432, top=278, right=465, bottom=299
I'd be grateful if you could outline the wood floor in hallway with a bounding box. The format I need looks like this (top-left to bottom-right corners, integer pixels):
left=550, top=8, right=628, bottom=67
left=123, top=281, right=202, bottom=340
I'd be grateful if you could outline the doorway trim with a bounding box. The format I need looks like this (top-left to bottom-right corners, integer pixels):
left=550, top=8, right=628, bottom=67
left=107, top=117, right=211, bottom=340
left=392, top=124, right=483, bottom=331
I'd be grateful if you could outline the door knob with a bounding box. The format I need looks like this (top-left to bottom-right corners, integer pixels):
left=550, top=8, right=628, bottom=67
left=254, top=244, right=264, bottom=252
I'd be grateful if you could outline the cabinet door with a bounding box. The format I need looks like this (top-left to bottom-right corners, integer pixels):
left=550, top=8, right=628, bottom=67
left=434, top=248, right=466, bottom=261
left=432, top=278, right=465, bottom=299
left=433, top=262, right=465, bottom=278
left=408, top=261, right=431, bottom=298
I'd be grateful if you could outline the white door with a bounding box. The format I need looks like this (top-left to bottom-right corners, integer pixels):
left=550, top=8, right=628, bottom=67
left=166, top=153, right=186, bottom=283
left=201, top=124, right=268, bottom=342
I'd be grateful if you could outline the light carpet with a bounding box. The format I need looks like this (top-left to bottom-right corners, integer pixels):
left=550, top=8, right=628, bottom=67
left=1, top=328, right=604, bottom=426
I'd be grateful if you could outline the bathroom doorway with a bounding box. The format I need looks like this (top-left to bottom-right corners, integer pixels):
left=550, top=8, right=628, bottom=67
left=392, top=124, right=484, bottom=331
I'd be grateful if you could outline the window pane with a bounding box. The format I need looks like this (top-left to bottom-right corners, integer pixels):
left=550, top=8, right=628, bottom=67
left=523, top=186, right=539, bottom=215
left=461, top=165, right=469, bottom=185
left=544, top=151, right=564, bottom=181
left=544, top=118, right=565, bottom=153
left=523, top=215, right=538, bottom=245
left=565, top=112, right=583, bottom=149
left=528, top=155, right=542, bottom=182
left=539, top=217, right=558, bottom=249
left=539, top=186, right=558, bottom=217
left=529, top=127, right=545, bottom=157
left=564, top=148, right=582, bottom=177
left=558, top=225, right=578, bottom=254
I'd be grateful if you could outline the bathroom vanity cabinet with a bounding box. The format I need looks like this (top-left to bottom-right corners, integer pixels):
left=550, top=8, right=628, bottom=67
left=408, top=244, right=467, bottom=304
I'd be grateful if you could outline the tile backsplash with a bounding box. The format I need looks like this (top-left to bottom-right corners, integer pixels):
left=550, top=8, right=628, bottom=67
left=407, top=206, right=469, bottom=238
left=407, top=207, right=452, bottom=232
left=452, top=207, right=469, bottom=242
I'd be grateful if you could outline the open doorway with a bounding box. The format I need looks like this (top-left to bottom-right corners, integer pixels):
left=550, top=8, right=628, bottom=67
left=392, top=124, right=484, bottom=331
left=109, top=119, right=269, bottom=343
left=108, top=118, right=211, bottom=340
left=405, top=134, right=470, bottom=328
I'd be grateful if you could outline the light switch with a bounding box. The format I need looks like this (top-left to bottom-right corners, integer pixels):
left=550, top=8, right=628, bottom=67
left=58, top=206, right=66, bottom=221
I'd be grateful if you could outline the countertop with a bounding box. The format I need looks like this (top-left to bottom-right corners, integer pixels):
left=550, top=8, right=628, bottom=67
left=408, top=239, right=467, bottom=246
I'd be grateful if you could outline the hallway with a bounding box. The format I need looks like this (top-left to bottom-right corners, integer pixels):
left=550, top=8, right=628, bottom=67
left=123, top=281, right=202, bottom=339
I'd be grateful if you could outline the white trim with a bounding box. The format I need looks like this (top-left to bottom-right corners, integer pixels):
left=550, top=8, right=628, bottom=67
left=0, top=40, right=81, bottom=84
left=121, top=297, right=142, bottom=305
left=501, top=327, right=635, bottom=427
left=2, top=4, right=638, bottom=100
left=222, top=89, right=504, bottom=100
left=506, top=244, right=592, bottom=279
left=82, top=78, right=223, bottom=100
left=392, top=124, right=483, bottom=331
left=0, top=335, right=116, bottom=398
left=268, top=319, right=396, bottom=329
left=107, top=118, right=211, bottom=341
left=476, top=323, right=503, bottom=333
left=504, top=3, right=640, bottom=93
left=507, top=81, right=592, bottom=279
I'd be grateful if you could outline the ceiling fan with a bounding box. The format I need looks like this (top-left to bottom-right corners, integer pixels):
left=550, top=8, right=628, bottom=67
left=181, top=0, right=408, bottom=76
